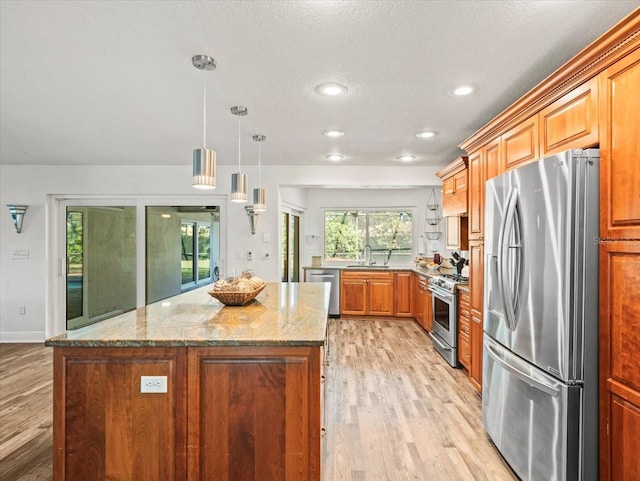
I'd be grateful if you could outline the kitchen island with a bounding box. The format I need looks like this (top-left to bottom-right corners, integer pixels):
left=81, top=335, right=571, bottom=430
left=46, top=282, right=330, bottom=481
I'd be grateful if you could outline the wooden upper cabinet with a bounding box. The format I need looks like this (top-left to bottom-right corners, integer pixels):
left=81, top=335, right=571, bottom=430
left=501, top=115, right=539, bottom=172
left=539, top=77, right=599, bottom=156
left=468, top=137, right=501, bottom=241
left=445, top=215, right=469, bottom=251
left=436, top=157, right=469, bottom=217
left=599, top=48, right=640, bottom=239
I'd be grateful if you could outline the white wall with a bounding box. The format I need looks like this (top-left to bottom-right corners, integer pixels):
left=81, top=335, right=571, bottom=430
left=0, top=163, right=442, bottom=341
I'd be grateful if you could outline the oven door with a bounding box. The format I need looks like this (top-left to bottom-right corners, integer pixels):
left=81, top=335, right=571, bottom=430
left=429, top=286, right=458, bottom=367
left=430, top=287, right=456, bottom=347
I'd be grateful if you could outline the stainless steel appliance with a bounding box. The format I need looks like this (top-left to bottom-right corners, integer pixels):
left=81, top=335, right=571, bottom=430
left=428, top=274, right=468, bottom=367
left=482, top=149, right=599, bottom=481
left=306, top=269, right=340, bottom=317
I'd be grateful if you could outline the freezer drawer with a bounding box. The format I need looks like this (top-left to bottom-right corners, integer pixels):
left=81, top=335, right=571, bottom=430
left=482, top=335, right=585, bottom=481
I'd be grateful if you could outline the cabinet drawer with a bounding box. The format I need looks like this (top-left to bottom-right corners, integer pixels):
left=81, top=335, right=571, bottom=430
left=458, top=315, right=470, bottom=336
left=342, top=270, right=393, bottom=280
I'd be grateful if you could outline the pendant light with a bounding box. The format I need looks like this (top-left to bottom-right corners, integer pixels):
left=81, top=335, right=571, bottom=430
left=230, top=106, right=248, bottom=202
left=252, top=134, right=266, bottom=212
left=191, top=54, right=216, bottom=189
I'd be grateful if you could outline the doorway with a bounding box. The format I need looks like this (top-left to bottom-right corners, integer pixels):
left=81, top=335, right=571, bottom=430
left=281, top=209, right=301, bottom=282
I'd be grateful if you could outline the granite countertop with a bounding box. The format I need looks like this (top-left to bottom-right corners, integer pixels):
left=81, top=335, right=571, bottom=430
left=45, top=282, right=330, bottom=348
left=457, top=284, right=470, bottom=293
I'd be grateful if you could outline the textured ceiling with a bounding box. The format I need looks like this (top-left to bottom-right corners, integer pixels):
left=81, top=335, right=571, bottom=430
left=1, top=1, right=637, bottom=168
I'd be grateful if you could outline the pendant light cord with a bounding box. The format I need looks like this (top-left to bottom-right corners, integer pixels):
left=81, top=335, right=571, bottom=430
left=237, top=115, right=242, bottom=173
left=203, top=82, right=207, bottom=148
left=258, top=142, right=262, bottom=186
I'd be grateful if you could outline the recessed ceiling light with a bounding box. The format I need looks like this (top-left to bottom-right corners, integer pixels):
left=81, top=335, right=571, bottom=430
left=325, top=154, right=344, bottom=161
left=451, top=85, right=475, bottom=96
left=323, top=129, right=345, bottom=138
left=396, top=155, right=416, bottom=162
left=315, top=82, right=348, bottom=97
left=416, top=130, right=438, bottom=139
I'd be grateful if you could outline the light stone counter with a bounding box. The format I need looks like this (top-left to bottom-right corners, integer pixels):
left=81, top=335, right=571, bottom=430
left=45, top=282, right=330, bottom=348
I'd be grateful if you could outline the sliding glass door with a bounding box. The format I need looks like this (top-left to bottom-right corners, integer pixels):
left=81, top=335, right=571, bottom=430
left=281, top=209, right=301, bottom=282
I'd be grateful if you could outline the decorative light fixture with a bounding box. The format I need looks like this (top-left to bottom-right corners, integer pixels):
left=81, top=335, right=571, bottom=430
left=416, top=130, right=438, bottom=139
left=252, top=135, right=267, bottom=212
left=6, top=205, right=28, bottom=233
left=191, top=54, right=217, bottom=189
left=230, top=106, right=248, bottom=202
left=315, top=82, right=348, bottom=97
left=396, top=154, right=416, bottom=162
left=245, top=206, right=259, bottom=235
left=322, top=129, right=345, bottom=138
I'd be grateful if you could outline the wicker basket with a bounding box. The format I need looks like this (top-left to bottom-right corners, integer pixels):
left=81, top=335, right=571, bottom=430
left=208, top=283, right=266, bottom=306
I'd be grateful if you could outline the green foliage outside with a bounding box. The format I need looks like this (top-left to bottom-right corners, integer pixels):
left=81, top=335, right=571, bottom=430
left=324, top=210, right=413, bottom=264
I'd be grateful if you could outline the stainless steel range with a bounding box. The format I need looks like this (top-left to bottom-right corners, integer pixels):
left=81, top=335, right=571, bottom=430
left=427, top=274, right=468, bottom=367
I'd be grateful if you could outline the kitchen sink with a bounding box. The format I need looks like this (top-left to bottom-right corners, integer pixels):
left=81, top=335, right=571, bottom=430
left=345, top=265, right=389, bottom=269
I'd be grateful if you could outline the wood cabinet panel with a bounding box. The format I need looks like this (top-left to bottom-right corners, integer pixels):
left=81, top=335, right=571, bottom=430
left=539, top=77, right=599, bottom=156
left=437, top=157, right=469, bottom=217
left=469, top=241, right=484, bottom=393
left=341, top=271, right=393, bottom=316
left=468, top=151, right=483, bottom=240
left=458, top=290, right=471, bottom=370
left=53, top=348, right=187, bottom=481
left=425, top=288, right=433, bottom=332
left=609, top=395, right=640, bottom=481
left=413, top=275, right=431, bottom=332
left=599, top=49, right=640, bottom=238
left=501, top=116, right=539, bottom=172
left=394, top=271, right=413, bottom=317
left=187, top=347, right=321, bottom=481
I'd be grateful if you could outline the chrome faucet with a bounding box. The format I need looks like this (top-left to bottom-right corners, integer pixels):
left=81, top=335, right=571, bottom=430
left=362, top=244, right=375, bottom=266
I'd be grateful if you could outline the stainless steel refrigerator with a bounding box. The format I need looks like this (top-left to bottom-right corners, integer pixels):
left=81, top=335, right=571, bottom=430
left=482, top=149, right=599, bottom=481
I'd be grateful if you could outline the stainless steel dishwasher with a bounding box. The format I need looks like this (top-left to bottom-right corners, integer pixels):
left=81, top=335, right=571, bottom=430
left=305, top=269, right=340, bottom=317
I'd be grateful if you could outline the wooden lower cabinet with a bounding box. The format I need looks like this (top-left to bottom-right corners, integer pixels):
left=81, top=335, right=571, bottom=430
left=394, top=271, right=413, bottom=317
left=53, top=346, right=322, bottom=481
left=413, top=274, right=432, bottom=332
left=188, top=346, right=322, bottom=481
left=457, top=290, right=471, bottom=370
left=53, top=347, right=188, bottom=481
left=468, top=241, right=484, bottom=393
left=340, top=271, right=394, bottom=316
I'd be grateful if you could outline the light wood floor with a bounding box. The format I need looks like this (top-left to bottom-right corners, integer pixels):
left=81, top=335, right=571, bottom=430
left=0, top=320, right=516, bottom=481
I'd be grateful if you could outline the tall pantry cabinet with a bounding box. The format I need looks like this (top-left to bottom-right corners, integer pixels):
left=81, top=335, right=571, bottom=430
left=598, top=47, right=640, bottom=481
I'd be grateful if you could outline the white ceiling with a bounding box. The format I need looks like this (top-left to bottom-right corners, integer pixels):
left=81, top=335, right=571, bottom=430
left=1, top=1, right=637, bottom=168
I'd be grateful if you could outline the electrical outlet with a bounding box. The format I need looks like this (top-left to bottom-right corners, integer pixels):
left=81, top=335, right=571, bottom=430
left=262, top=233, right=270, bottom=243
left=262, top=251, right=270, bottom=260
left=140, top=376, right=167, bottom=393
left=247, top=250, right=253, bottom=261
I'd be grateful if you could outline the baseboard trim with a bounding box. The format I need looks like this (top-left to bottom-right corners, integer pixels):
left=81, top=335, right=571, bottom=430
left=0, top=331, right=46, bottom=343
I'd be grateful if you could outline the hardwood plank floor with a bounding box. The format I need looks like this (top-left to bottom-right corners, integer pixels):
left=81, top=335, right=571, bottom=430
left=0, top=343, right=53, bottom=481
left=0, top=320, right=516, bottom=481
left=322, top=319, right=517, bottom=481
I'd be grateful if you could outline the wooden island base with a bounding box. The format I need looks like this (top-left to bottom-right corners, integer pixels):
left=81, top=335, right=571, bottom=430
left=48, top=283, right=329, bottom=481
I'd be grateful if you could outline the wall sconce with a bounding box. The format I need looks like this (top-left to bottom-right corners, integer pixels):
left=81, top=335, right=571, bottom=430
left=7, top=205, right=28, bottom=234
left=245, top=205, right=259, bottom=235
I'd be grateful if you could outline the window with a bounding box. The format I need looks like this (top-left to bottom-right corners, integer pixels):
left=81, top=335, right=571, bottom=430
left=324, top=209, right=413, bottom=265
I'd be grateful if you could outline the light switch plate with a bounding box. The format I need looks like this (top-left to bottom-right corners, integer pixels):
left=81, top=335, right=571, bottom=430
left=12, top=250, right=29, bottom=260
left=140, top=376, right=167, bottom=393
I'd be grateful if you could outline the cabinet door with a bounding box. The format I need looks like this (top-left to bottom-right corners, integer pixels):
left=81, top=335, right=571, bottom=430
left=453, top=170, right=467, bottom=193
left=52, top=347, right=187, bottom=481
left=468, top=150, right=484, bottom=240
left=340, top=276, right=367, bottom=315
left=599, top=49, right=640, bottom=239
left=501, top=115, right=539, bottom=172
left=425, top=288, right=433, bottom=332
left=442, top=177, right=455, bottom=195
left=368, top=277, right=394, bottom=316
left=187, top=346, right=321, bottom=481
left=469, top=241, right=484, bottom=393
left=394, top=271, right=413, bottom=317
left=413, top=275, right=424, bottom=326
left=539, top=77, right=599, bottom=156
left=445, top=216, right=469, bottom=251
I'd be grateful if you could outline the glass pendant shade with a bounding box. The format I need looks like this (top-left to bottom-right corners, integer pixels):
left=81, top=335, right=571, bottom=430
left=252, top=187, right=266, bottom=212
left=192, top=148, right=216, bottom=189
left=230, top=172, right=248, bottom=202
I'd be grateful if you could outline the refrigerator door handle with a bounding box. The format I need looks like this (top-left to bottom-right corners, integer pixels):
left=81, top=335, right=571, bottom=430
left=499, top=188, right=521, bottom=331
left=485, top=338, right=560, bottom=398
